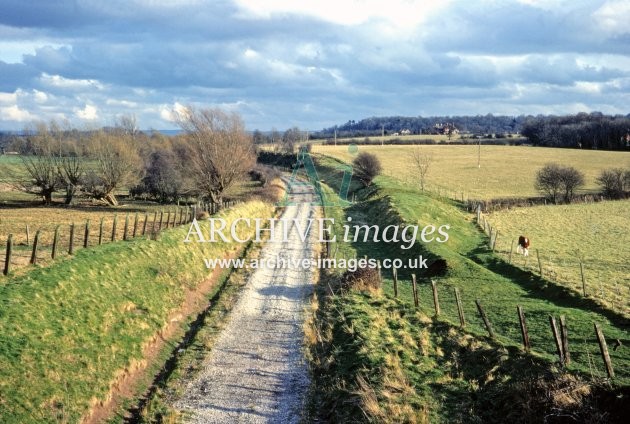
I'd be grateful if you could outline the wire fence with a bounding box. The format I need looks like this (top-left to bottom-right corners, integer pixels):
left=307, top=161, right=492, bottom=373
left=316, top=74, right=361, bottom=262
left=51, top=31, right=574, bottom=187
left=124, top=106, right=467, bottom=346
left=1, top=201, right=240, bottom=276
left=476, top=209, right=630, bottom=318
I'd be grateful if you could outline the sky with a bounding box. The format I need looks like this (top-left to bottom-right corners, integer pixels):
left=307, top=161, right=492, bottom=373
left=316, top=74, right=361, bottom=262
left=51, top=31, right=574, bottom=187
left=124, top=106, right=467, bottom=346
left=0, top=0, right=629, bottom=131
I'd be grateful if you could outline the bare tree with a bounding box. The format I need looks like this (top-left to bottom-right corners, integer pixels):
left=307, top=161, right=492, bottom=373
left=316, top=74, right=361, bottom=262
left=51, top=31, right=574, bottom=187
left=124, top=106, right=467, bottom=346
left=57, top=155, right=84, bottom=204
left=20, top=154, right=60, bottom=204
left=176, top=106, right=255, bottom=204
left=535, top=163, right=585, bottom=203
left=84, top=132, right=142, bottom=206
left=11, top=121, right=70, bottom=204
left=411, top=148, right=432, bottom=191
left=114, top=114, right=139, bottom=139
left=559, top=166, right=585, bottom=202
left=281, top=127, right=301, bottom=154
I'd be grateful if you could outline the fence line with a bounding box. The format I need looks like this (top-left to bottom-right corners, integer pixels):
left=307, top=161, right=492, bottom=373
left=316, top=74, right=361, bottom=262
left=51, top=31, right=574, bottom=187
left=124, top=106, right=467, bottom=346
left=386, top=272, right=624, bottom=381
left=1, top=200, right=242, bottom=276
left=475, top=210, right=630, bottom=317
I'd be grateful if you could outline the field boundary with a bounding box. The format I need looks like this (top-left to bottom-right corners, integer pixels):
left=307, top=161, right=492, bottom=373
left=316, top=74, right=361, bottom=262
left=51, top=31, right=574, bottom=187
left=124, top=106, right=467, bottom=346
left=1, top=201, right=240, bottom=276
left=476, top=208, right=630, bottom=318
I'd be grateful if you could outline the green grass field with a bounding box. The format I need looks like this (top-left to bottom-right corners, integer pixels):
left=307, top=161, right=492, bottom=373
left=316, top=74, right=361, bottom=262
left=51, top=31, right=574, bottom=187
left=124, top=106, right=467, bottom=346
left=307, top=155, right=630, bottom=422
left=0, top=201, right=274, bottom=423
left=485, top=201, right=630, bottom=316
left=314, top=145, right=630, bottom=200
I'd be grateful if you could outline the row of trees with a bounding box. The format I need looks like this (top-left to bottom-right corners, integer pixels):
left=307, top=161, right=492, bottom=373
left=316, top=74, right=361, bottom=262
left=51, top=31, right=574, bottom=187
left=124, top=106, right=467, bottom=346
left=6, top=108, right=256, bottom=206
left=535, top=163, right=630, bottom=203
left=521, top=113, right=630, bottom=151
left=313, top=114, right=526, bottom=138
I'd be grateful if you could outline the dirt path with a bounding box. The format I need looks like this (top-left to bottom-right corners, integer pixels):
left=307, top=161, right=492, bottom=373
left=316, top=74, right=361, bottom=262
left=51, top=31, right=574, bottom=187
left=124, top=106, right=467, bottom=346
left=174, top=183, right=317, bottom=423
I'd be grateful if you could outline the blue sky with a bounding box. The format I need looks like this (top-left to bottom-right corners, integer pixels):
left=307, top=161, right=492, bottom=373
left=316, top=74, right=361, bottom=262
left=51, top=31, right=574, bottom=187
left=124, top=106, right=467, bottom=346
left=0, top=0, right=629, bottom=131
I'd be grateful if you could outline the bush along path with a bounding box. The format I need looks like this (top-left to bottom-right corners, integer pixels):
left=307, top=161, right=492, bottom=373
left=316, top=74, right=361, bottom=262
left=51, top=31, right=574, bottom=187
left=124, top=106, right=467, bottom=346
left=173, top=183, right=318, bottom=422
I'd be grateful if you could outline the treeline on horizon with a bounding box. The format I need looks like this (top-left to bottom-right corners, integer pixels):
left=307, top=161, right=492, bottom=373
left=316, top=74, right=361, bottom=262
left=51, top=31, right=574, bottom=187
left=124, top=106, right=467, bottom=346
left=310, top=112, right=630, bottom=151
left=2, top=112, right=630, bottom=152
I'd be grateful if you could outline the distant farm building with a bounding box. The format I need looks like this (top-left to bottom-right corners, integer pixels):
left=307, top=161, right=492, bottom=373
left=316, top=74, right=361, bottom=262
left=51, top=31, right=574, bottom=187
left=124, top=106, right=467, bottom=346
left=434, top=122, right=459, bottom=136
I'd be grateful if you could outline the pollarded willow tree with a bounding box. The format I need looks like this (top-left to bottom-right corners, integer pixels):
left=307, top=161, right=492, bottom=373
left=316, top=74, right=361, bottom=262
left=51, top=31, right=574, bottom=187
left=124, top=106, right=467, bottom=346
left=84, top=131, right=142, bottom=206
left=176, top=106, right=256, bottom=204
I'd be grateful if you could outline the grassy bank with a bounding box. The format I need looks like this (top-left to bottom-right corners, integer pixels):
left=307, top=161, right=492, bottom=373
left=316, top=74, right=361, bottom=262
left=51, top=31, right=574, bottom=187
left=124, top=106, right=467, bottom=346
left=0, top=200, right=274, bottom=423
left=306, top=155, right=629, bottom=422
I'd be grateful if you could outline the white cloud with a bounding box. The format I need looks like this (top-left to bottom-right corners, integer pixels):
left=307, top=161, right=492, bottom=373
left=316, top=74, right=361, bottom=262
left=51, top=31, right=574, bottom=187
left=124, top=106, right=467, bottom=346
left=0, top=91, right=19, bottom=104
left=40, top=73, right=105, bottom=90
left=33, top=90, right=49, bottom=104
left=1, top=105, right=36, bottom=122
left=159, top=102, right=188, bottom=122
left=75, top=104, right=98, bottom=120
left=593, top=1, right=630, bottom=35
left=106, top=98, right=138, bottom=108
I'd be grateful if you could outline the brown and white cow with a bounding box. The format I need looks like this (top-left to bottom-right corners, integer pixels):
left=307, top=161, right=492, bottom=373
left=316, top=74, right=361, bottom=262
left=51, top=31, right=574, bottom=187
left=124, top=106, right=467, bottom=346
left=516, top=235, right=530, bottom=256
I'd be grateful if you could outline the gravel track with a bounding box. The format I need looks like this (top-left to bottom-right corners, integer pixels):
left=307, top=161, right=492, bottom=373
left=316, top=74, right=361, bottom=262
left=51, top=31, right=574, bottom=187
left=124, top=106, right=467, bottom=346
left=174, top=183, right=317, bottom=423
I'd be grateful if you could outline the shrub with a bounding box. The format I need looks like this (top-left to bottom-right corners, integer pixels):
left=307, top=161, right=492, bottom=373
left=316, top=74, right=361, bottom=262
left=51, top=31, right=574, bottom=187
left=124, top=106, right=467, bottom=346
left=340, top=266, right=381, bottom=292
left=352, top=152, right=382, bottom=187
left=596, top=168, right=630, bottom=199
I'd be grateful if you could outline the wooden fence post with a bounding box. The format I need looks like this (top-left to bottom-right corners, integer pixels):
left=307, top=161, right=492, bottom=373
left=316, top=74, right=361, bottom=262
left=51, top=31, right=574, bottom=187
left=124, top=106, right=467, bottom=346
left=30, top=230, right=40, bottom=264
left=431, top=280, right=440, bottom=316
left=475, top=299, right=495, bottom=339
left=377, top=260, right=382, bottom=285
left=123, top=213, right=129, bottom=241
left=517, top=306, right=530, bottom=351
left=99, top=218, right=104, bottom=245
left=142, top=213, right=148, bottom=236
left=560, top=315, right=570, bottom=365
left=411, top=274, right=419, bottom=308
left=536, top=249, right=543, bottom=277
left=52, top=226, right=59, bottom=259
left=492, top=230, right=499, bottom=251
left=392, top=267, right=398, bottom=298
left=594, top=323, right=614, bottom=378
left=132, top=212, right=139, bottom=238
left=549, top=316, right=564, bottom=365
left=455, top=287, right=465, bottom=328
left=26, top=224, right=30, bottom=246
left=83, top=220, right=90, bottom=248
left=151, top=211, right=157, bottom=234
left=3, top=234, right=12, bottom=276
left=111, top=215, right=118, bottom=242
left=69, top=223, right=75, bottom=255
left=159, top=211, right=164, bottom=231
left=580, top=262, right=587, bottom=296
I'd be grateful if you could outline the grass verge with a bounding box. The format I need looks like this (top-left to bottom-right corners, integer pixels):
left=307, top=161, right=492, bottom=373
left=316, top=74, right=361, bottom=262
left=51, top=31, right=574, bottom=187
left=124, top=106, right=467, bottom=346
left=0, top=200, right=274, bottom=423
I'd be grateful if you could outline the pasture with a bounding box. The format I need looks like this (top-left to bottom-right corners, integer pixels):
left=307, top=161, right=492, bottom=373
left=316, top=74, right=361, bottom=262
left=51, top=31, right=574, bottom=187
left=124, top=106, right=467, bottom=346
left=314, top=144, right=630, bottom=200
left=323, top=133, right=454, bottom=143
left=486, top=200, right=630, bottom=316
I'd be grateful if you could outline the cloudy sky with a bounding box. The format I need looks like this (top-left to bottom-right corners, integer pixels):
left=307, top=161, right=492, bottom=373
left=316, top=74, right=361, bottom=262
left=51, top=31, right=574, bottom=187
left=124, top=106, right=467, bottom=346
left=0, top=0, right=629, bottom=131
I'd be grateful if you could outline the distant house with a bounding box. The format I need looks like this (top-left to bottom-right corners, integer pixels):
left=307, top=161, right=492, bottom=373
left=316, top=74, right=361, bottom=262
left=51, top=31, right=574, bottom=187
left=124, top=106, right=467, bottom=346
left=400, top=129, right=411, bottom=135
left=434, top=122, right=459, bottom=136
